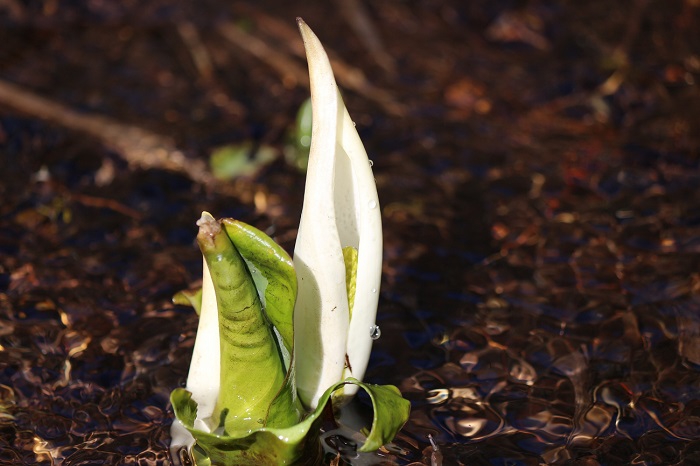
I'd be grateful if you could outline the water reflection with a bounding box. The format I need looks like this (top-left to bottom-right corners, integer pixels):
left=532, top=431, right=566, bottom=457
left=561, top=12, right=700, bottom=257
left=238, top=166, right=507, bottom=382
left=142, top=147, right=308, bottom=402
left=2, top=0, right=700, bottom=465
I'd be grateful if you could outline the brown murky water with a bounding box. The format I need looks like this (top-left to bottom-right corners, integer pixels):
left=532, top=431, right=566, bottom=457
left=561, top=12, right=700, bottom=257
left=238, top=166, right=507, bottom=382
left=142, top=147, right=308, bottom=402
left=2, top=1, right=700, bottom=465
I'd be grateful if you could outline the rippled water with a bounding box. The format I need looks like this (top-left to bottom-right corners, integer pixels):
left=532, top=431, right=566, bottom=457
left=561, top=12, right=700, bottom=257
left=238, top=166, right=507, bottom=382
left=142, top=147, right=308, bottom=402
left=371, top=144, right=700, bottom=464
left=2, top=0, right=700, bottom=465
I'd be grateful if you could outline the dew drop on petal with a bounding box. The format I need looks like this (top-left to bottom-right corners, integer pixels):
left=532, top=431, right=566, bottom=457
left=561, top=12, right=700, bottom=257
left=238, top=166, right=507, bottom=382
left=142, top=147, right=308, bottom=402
left=368, top=159, right=374, bottom=167
left=368, top=200, right=377, bottom=209
left=370, top=325, right=381, bottom=340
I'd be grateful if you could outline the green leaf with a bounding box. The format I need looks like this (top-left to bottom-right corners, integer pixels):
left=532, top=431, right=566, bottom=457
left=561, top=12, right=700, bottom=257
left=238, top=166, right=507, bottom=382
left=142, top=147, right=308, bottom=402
left=197, top=215, right=291, bottom=435
left=284, top=98, right=312, bottom=172
left=220, top=219, right=303, bottom=427
left=354, top=381, right=410, bottom=452
left=173, top=287, right=203, bottom=315
left=210, top=143, right=277, bottom=180
left=221, top=219, right=296, bottom=357
left=171, top=378, right=410, bottom=465
left=172, top=387, right=323, bottom=466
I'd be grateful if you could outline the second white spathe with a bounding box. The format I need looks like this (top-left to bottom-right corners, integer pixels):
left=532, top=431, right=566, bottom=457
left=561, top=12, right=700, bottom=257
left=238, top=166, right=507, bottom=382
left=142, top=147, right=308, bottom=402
left=293, top=19, right=383, bottom=409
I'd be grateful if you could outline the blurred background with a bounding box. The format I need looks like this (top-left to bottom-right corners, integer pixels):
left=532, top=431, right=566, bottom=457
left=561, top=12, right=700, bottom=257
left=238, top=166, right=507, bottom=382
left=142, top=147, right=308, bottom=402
left=1, top=1, right=699, bottom=464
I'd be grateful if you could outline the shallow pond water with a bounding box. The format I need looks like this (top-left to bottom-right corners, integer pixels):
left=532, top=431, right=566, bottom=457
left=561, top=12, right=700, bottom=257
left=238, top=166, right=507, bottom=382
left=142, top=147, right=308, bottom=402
left=1, top=1, right=700, bottom=465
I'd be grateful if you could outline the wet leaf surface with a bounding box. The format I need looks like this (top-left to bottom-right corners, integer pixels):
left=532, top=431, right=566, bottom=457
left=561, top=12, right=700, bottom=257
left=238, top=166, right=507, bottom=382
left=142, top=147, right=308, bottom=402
left=1, top=1, right=700, bottom=465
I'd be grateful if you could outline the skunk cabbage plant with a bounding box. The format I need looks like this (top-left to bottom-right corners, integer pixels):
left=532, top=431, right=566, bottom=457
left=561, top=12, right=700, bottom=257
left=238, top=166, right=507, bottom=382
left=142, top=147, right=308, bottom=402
left=169, top=19, right=409, bottom=465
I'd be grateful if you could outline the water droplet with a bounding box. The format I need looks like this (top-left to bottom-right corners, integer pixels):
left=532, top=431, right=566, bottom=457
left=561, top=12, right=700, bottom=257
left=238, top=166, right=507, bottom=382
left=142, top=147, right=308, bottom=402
left=368, top=159, right=374, bottom=167
left=371, top=288, right=377, bottom=293
left=368, top=200, right=377, bottom=209
left=370, top=325, right=381, bottom=340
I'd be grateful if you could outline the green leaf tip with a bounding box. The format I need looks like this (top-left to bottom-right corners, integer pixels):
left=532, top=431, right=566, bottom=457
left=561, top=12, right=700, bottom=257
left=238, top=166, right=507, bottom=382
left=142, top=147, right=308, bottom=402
left=172, top=287, right=203, bottom=315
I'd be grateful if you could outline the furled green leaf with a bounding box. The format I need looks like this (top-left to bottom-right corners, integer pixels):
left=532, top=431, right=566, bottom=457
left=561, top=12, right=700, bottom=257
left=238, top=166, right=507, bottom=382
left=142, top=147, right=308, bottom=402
left=171, top=377, right=410, bottom=465
left=175, top=220, right=298, bottom=354
left=197, top=215, right=292, bottom=435
left=221, top=219, right=296, bottom=357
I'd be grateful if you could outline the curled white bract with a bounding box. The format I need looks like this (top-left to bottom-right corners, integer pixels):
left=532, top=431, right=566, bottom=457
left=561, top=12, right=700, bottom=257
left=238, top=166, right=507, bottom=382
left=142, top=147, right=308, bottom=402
left=293, top=19, right=382, bottom=409
left=170, top=233, right=221, bottom=456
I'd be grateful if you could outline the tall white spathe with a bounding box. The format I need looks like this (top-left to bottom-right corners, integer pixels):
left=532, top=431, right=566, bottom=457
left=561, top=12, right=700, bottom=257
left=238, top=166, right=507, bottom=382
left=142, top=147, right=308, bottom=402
left=293, top=19, right=383, bottom=409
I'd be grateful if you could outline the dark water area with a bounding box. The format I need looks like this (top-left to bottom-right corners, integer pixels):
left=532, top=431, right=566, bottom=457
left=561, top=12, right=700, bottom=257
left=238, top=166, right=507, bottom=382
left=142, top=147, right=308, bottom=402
left=2, top=1, right=700, bottom=465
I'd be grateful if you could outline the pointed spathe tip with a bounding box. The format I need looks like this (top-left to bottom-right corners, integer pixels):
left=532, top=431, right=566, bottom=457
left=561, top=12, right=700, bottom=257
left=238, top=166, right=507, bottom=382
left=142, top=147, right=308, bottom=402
left=296, top=17, right=308, bottom=38
left=296, top=17, right=312, bottom=37
left=296, top=18, right=324, bottom=58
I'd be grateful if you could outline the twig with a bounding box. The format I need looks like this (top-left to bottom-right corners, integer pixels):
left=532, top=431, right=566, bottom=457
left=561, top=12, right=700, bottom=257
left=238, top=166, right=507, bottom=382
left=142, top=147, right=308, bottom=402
left=595, top=0, right=651, bottom=96
left=176, top=20, right=246, bottom=116
left=230, top=5, right=307, bottom=57
left=0, top=78, right=214, bottom=185
left=0, top=0, right=24, bottom=21
left=177, top=21, right=215, bottom=83
left=219, top=12, right=405, bottom=115
left=217, top=22, right=310, bottom=88
left=71, top=193, right=144, bottom=219
left=428, top=434, right=443, bottom=466
left=334, top=0, right=397, bottom=76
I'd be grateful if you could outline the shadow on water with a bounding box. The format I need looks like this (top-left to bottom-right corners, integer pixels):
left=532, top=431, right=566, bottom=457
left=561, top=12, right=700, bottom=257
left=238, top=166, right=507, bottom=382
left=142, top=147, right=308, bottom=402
left=1, top=0, right=700, bottom=465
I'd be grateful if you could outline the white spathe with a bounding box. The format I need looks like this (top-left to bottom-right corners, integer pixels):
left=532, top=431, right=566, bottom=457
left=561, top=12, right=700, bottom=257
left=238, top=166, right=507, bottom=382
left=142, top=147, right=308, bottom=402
left=185, top=213, right=222, bottom=432
left=170, top=223, right=222, bottom=457
left=293, top=19, right=382, bottom=409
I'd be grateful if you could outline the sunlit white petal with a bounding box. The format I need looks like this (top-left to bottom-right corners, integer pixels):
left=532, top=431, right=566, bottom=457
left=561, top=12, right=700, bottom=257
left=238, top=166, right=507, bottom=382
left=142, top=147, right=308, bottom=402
left=294, top=19, right=382, bottom=407
left=170, top=231, right=221, bottom=456
left=185, top=254, right=220, bottom=431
